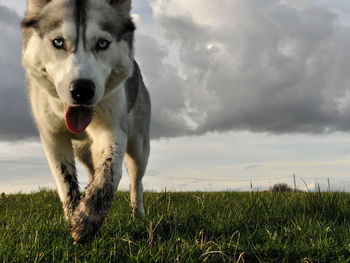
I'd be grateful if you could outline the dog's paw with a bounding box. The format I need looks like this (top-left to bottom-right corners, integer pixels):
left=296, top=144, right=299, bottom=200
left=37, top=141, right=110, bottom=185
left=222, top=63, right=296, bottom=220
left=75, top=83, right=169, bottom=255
left=71, top=211, right=102, bottom=244
left=131, top=206, right=145, bottom=220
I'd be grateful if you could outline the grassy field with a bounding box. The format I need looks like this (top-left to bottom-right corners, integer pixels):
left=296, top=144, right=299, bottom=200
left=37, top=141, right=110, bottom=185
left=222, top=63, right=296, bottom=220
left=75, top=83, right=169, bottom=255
left=1, top=190, right=350, bottom=262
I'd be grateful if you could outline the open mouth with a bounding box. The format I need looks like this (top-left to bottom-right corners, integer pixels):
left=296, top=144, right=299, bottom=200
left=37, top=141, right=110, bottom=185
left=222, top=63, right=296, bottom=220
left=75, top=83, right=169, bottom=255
left=65, top=105, right=94, bottom=134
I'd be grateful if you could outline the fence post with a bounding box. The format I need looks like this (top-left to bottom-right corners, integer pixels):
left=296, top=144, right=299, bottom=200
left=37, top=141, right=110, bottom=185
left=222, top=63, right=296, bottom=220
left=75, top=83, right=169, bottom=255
left=327, top=178, right=330, bottom=192
left=293, top=174, right=296, bottom=192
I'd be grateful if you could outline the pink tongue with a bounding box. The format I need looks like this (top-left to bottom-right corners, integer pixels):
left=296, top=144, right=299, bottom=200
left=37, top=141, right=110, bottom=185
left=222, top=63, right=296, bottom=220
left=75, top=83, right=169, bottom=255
left=65, top=106, right=93, bottom=134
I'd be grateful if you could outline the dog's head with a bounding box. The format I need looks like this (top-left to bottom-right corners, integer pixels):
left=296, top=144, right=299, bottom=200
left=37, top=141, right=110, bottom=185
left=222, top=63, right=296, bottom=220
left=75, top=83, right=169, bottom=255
left=22, top=0, right=135, bottom=133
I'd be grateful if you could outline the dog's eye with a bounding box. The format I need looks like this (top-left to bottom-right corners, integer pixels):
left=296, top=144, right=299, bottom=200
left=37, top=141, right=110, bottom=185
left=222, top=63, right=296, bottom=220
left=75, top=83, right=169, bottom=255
left=96, top=39, right=110, bottom=51
left=52, top=38, right=65, bottom=49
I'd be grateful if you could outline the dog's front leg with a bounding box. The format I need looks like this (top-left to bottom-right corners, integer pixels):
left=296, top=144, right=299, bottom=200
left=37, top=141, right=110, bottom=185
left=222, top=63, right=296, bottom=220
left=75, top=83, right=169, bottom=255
left=70, top=129, right=126, bottom=244
left=41, top=133, right=80, bottom=221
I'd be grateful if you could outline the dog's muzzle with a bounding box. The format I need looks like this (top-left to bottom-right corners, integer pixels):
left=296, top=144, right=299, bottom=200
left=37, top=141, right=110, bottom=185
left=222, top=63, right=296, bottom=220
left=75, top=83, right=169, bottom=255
left=64, top=79, right=96, bottom=134
left=70, top=79, right=95, bottom=105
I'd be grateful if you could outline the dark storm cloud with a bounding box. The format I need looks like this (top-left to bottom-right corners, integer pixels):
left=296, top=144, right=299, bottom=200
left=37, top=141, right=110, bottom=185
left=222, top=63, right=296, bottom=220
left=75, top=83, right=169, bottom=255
left=145, top=0, right=350, bottom=137
left=0, top=5, right=37, bottom=141
left=135, top=35, right=190, bottom=139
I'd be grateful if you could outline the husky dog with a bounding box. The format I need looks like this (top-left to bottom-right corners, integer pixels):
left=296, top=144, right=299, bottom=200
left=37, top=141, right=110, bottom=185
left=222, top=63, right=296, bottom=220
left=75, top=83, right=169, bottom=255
left=21, top=0, right=150, bottom=244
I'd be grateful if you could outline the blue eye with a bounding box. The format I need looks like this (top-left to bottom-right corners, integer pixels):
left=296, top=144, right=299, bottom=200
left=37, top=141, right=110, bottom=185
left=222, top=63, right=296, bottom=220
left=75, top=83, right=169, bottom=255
left=96, top=39, right=110, bottom=51
left=52, top=38, right=65, bottom=49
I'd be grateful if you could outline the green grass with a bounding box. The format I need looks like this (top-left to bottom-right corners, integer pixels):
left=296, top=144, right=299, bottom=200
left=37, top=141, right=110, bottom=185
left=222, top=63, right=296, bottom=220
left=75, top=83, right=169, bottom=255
left=1, top=190, right=350, bottom=262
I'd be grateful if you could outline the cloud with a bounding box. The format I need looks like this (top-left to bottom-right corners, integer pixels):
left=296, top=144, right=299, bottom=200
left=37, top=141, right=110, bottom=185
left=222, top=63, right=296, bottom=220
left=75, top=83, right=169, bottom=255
left=0, top=0, right=26, bottom=16
left=0, top=5, right=37, bottom=141
left=146, top=0, right=350, bottom=136
left=134, top=34, right=190, bottom=138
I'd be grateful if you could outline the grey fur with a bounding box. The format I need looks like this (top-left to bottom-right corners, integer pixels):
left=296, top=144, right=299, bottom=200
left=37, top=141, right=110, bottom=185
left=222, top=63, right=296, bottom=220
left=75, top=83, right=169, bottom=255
left=101, top=19, right=135, bottom=49
left=125, top=60, right=140, bottom=112
left=74, top=0, right=87, bottom=50
left=21, top=16, right=63, bottom=37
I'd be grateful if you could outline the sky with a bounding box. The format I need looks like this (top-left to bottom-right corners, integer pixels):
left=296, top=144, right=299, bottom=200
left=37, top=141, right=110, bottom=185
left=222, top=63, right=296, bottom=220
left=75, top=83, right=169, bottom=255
left=2, top=0, right=350, bottom=193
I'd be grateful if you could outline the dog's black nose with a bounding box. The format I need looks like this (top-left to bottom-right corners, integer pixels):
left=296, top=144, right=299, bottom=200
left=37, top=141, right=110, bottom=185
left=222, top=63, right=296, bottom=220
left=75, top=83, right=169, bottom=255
left=70, top=79, right=95, bottom=104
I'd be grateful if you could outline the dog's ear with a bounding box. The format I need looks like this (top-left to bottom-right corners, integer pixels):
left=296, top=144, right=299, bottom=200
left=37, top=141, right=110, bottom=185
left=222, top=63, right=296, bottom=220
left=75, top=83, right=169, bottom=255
left=109, top=0, right=131, bottom=13
left=22, top=0, right=51, bottom=28
left=26, top=0, right=51, bottom=14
